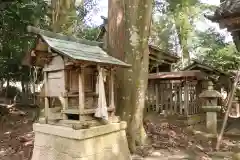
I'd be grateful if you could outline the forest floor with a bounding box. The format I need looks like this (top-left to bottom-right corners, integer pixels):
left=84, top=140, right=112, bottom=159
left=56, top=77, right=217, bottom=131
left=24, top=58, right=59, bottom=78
left=0, top=104, right=35, bottom=160
left=0, top=106, right=239, bottom=160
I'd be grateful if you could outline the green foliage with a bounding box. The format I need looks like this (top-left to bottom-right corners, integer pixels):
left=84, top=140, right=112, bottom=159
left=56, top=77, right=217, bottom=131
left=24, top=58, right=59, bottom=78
left=77, top=26, right=100, bottom=41
left=194, top=28, right=240, bottom=71
left=0, top=0, right=48, bottom=83
left=153, top=0, right=215, bottom=67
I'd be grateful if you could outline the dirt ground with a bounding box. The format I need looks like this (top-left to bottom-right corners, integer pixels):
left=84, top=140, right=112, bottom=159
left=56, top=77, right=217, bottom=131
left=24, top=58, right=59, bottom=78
left=134, top=113, right=239, bottom=160
left=0, top=106, right=239, bottom=160
left=0, top=104, right=36, bottom=160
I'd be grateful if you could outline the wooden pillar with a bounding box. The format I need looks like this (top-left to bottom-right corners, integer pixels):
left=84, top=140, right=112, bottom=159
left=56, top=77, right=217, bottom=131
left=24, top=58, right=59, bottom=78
left=174, top=83, right=178, bottom=114
left=109, top=68, right=115, bottom=109
left=78, top=66, right=85, bottom=119
left=170, top=82, right=173, bottom=115
left=155, top=65, right=160, bottom=112
left=179, top=84, right=182, bottom=115
left=155, top=82, right=159, bottom=112
left=184, top=81, right=189, bottom=116
left=195, top=81, right=202, bottom=113
left=62, top=70, right=69, bottom=120
left=44, top=71, right=49, bottom=123
left=160, top=83, right=164, bottom=113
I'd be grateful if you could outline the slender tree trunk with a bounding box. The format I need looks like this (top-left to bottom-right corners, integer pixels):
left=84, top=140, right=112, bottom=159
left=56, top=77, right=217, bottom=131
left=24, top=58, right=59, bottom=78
left=51, top=0, right=78, bottom=34
left=174, top=14, right=191, bottom=67
left=5, top=78, right=9, bottom=104
left=108, top=0, right=153, bottom=153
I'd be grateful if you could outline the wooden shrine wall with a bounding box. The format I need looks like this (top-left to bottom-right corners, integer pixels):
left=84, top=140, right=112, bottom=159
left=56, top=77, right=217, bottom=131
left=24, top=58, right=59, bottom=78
left=148, top=79, right=201, bottom=116
left=45, top=55, right=65, bottom=97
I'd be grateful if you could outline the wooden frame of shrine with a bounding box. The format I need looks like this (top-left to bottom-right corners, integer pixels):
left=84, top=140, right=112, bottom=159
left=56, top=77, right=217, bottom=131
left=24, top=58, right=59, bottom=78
left=22, top=26, right=130, bottom=125
left=147, top=70, right=205, bottom=116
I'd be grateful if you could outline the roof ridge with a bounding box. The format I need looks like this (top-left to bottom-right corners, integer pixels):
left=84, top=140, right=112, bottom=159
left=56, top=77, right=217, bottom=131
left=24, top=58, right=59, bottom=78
left=27, top=26, right=103, bottom=47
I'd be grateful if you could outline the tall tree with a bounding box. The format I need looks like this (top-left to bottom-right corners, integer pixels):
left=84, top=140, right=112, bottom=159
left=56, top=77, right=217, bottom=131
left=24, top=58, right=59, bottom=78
left=108, top=0, right=153, bottom=152
left=153, top=0, right=215, bottom=67
left=0, top=0, right=48, bottom=98
left=194, top=28, right=240, bottom=72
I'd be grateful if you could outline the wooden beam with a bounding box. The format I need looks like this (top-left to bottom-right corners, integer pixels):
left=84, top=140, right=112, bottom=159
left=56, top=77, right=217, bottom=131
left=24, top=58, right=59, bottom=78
left=78, top=66, right=85, bottom=120
left=44, top=71, right=49, bottom=123
left=62, top=107, right=115, bottom=115
left=149, top=70, right=205, bottom=80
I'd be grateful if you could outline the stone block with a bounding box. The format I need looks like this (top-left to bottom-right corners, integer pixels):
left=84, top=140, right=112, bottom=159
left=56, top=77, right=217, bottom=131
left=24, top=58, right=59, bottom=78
left=31, top=122, right=131, bottom=160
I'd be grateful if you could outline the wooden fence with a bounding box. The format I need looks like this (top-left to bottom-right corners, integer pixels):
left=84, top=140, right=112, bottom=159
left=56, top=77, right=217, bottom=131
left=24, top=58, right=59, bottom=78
left=148, top=71, right=204, bottom=116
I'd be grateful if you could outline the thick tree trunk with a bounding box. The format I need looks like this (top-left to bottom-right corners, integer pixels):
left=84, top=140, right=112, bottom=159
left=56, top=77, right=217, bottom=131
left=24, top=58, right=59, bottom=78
left=108, top=0, right=153, bottom=153
left=107, top=0, right=125, bottom=116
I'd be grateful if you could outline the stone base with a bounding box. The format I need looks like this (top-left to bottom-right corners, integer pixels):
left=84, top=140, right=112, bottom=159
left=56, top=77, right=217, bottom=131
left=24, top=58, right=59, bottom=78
left=31, top=122, right=131, bottom=160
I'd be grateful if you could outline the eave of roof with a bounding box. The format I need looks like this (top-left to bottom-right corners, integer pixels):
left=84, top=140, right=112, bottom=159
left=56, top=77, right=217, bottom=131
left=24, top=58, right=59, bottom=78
left=41, top=35, right=130, bottom=67
left=148, top=70, right=205, bottom=80
left=182, top=60, right=230, bottom=76
left=148, top=45, right=180, bottom=61
left=206, top=0, right=240, bottom=22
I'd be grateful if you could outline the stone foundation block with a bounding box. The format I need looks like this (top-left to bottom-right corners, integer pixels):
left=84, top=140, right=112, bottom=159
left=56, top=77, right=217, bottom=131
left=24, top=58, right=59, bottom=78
left=31, top=122, right=131, bottom=160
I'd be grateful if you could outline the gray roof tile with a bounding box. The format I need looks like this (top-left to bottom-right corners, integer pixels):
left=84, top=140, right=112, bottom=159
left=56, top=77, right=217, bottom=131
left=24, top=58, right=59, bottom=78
left=41, top=35, right=130, bottom=67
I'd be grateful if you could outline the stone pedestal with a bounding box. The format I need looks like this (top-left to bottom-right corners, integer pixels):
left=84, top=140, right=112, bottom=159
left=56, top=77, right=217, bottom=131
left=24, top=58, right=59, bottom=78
left=206, top=112, right=217, bottom=134
left=31, top=122, right=131, bottom=160
left=202, top=106, right=221, bottom=134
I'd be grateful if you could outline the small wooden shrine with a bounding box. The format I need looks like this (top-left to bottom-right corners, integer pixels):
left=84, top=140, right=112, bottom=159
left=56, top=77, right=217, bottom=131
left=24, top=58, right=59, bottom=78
left=183, top=60, right=232, bottom=92
left=148, top=45, right=179, bottom=73
left=22, top=26, right=130, bottom=126
left=148, top=70, right=205, bottom=116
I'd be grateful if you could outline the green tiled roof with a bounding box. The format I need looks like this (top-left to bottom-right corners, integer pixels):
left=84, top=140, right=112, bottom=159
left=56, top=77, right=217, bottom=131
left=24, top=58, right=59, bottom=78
left=41, top=35, right=130, bottom=67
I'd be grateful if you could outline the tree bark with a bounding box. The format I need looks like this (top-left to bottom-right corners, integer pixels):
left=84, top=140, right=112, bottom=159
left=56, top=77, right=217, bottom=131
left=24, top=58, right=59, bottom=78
left=108, top=0, right=153, bottom=153
left=107, top=0, right=125, bottom=116
left=51, top=0, right=78, bottom=35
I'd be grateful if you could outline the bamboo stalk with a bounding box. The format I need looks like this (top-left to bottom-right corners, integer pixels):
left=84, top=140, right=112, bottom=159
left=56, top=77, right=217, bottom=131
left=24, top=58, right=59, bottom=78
left=216, top=71, right=240, bottom=150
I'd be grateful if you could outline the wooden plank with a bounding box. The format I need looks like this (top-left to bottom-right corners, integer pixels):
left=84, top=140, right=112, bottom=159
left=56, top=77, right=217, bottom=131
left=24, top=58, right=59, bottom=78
left=43, top=56, right=65, bottom=72
left=79, top=66, right=85, bottom=120
left=44, top=71, right=49, bottom=123
left=184, top=82, right=189, bottom=116
left=64, top=92, right=98, bottom=97
left=47, top=71, right=65, bottom=97
left=61, top=108, right=115, bottom=115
